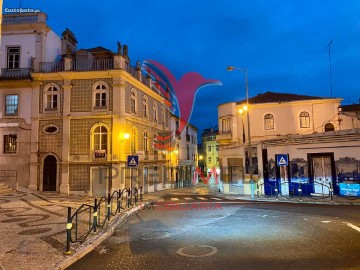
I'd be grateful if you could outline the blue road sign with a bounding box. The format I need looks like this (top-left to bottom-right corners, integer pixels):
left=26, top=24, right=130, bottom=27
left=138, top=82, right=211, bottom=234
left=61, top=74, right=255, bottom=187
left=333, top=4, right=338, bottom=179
left=277, top=154, right=288, bottom=166
left=127, top=155, right=139, bottom=167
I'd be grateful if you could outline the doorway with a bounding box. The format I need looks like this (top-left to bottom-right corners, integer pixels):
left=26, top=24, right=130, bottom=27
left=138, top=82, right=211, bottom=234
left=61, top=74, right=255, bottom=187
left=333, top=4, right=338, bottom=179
left=43, top=155, right=57, bottom=191
left=309, top=153, right=336, bottom=195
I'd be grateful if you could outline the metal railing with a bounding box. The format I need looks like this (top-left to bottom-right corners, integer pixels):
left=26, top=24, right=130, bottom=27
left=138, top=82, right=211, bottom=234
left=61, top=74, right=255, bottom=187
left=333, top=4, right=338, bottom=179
left=0, top=68, right=33, bottom=79
left=65, top=186, right=142, bottom=254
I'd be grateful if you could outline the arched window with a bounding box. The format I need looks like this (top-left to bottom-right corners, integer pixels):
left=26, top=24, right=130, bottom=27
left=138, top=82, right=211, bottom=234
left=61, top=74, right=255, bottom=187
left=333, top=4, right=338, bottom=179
left=44, top=84, right=60, bottom=111
left=153, top=101, right=158, bottom=122
left=93, top=82, right=109, bottom=109
left=300, top=111, right=310, bottom=128
left=130, top=127, right=138, bottom=153
left=264, top=114, right=274, bottom=130
left=93, top=125, right=108, bottom=151
left=143, top=95, right=148, bottom=118
left=131, top=89, right=137, bottom=113
left=324, top=123, right=335, bottom=132
left=143, top=130, right=149, bottom=152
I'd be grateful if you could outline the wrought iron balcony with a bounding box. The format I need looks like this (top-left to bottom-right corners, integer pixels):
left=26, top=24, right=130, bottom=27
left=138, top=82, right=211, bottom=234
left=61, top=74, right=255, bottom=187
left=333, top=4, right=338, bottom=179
left=0, top=68, right=33, bottom=79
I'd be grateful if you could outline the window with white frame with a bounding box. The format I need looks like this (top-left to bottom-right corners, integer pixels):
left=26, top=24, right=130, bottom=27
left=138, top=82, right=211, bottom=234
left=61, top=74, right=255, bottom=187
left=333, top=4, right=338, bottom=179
left=222, top=118, right=231, bottom=133
left=143, top=96, right=148, bottom=118
left=5, top=94, right=18, bottom=116
left=131, top=89, right=137, bottom=113
left=93, top=82, right=108, bottom=109
left=92, top=125, right=108, bottom=151
left=300, top=111, right=310, bottom=128
left=44, top=84, right=60, bottom=111
left=264, top=114, right=274, bottom=130
left=153, top=102, right=158, bottom=122
left=7, top=46, right=20, bottom=69
left=144, top=130, right=149, bottom=152
left=3, top=134, right=17, bottom=154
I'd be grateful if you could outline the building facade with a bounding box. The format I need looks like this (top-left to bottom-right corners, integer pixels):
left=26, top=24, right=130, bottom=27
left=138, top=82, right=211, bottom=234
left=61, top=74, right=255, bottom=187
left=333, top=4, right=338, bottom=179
left=217, top=92, right=360, bottom=196
left=0, top=12, right=175, bottom=195
left=201, top=128, right=219, bottom=174
left=0, top=13, right=61, bottom=189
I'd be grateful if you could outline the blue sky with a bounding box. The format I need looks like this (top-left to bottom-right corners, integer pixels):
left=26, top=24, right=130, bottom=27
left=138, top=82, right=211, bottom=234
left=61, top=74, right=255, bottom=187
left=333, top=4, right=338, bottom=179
left=3, top=0, right=360, bottom=133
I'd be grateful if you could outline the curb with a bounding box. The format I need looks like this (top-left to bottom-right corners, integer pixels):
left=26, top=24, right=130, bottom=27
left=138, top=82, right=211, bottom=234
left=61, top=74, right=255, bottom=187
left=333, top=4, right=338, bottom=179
left=55, top=201, right=154, bottom=270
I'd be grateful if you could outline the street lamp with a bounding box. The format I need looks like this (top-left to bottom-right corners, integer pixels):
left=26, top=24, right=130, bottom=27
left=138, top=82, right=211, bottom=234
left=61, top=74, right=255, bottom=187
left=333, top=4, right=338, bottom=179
left=227, top=66, right=255, bottom=199
left=238, top=106, right=247, bottom=144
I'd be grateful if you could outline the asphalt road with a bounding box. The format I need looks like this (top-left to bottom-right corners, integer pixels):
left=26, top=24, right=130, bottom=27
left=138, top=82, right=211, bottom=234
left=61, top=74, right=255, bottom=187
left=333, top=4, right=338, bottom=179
left=67, top=196, right=360, bottom=270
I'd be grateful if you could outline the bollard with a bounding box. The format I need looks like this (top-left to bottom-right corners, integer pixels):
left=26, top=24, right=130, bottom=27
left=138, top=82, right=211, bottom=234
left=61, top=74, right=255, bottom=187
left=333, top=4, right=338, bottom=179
left=127, top=189, right=131, bottom=208
left=140, top=186, right=143, bottom=202
left=330, top=182, right=334, bottom=201
left=65, top=207, right=72, bottom=255
left=93, top=198, right=98, bottom=232
left=107, top=192, right=111, bottom=221
left=274, top=186, right=279, bottom=200
left=298, top=188, right=302, bottom=201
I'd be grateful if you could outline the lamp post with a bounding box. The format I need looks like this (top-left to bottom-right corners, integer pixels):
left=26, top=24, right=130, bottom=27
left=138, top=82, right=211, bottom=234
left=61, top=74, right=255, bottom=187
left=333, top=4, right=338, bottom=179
left=238, top=107, right=246, bottom=144
left=227, top=66, right=255, bottom=199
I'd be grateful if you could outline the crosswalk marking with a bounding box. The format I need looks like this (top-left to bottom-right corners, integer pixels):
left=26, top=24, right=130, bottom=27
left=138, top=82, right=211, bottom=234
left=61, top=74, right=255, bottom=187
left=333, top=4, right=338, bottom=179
left=209, top=197, right=223, bottom=201
left=184, top=197, right=194, bottom=200
left=196, top=197, right=207, bottom=200
left=170, top=198, right=179, bottom=201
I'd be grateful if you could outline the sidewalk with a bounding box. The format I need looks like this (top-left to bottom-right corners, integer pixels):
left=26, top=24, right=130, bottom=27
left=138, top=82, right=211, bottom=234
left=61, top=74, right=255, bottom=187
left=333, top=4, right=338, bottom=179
left=0, top=185, right=359, bottom=270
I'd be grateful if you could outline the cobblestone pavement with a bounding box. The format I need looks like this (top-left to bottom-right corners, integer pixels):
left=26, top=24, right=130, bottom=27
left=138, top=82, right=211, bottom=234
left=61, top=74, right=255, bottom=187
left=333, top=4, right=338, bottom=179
left=0, top=184, right=358, bottom=270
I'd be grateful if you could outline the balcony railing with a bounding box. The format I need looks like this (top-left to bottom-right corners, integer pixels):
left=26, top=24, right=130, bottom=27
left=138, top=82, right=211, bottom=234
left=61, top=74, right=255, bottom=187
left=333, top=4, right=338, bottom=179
left=39, top=61, right=64, bottom=73
left=0, top=68, right=33, bottom=79
left=73, top=59, right=114, bottom=71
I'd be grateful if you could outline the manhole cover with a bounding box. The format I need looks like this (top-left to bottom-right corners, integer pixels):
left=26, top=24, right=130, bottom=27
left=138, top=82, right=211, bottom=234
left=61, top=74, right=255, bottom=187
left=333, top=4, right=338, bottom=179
left=176, top=245, right=218, bottom=258
left=140, top=231, right=170, bottom=240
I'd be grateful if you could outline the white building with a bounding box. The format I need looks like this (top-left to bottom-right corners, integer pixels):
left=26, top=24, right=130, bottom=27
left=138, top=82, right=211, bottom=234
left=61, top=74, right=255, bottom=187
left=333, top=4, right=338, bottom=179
left=0, top=13, right=61, bottom=189
left=217, top=91, right=360, bottom=196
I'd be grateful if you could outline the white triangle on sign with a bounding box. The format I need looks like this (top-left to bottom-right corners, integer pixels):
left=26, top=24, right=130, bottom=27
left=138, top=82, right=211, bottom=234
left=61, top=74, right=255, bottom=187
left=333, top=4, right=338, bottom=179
left=278, top=157, right=287, bottom=165
left=129, top=158, right=137, bottom=166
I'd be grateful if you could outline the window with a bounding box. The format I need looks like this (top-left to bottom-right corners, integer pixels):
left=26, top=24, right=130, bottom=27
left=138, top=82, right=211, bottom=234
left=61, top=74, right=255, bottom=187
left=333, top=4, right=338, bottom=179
left=93, top=126, right=108, bottom=151
left=130, top=127, right=138, bottom=153
left=7, top=47, right=20, bottom=69
left=144, top=131, right=149, bottom=152
left=222, top=118, right=230, bottom=133
left=153, top=102, right=158, bottom=122
left=131, top=89, right=137, bottom=113
left=44, top=84, right=59, bottom=111
left=93, top=83, right=108, bottom=108
left=5, top=94, right=18, bottom=116
left=208, top=145, right=212, bottom=152
left=3, top=134, right=17, bottom=154
left=300, top=111, right=310, bottom=128
left=208, top=156, right=212, bottom=163
left=264, top=114, right=274, bottom=130
left=161, top=106, right=166, bottom=125
left=143, top=96, right=148, bottom=118
left=324, top=123, right=335, bottom=132
left=187, top=145, right=190, bottom=160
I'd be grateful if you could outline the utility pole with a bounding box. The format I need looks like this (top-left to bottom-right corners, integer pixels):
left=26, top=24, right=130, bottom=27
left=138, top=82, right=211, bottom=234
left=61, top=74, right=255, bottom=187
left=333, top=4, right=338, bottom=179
left=328, top=40, right=333, bottom=97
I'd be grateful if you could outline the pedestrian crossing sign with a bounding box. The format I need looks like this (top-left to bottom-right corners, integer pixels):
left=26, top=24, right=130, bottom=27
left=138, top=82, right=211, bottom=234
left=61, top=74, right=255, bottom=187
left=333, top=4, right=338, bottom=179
left=127, top=155, right=139, bottom=167
left=276, top=154, right=288, bottom=166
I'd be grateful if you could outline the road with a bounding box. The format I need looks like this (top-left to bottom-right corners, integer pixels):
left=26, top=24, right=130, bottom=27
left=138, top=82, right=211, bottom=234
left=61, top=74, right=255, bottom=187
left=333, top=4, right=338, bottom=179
left=67, top=194, right=360, bottom=270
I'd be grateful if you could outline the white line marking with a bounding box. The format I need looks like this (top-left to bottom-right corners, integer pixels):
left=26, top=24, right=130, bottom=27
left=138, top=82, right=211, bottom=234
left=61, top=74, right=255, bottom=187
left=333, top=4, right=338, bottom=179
left=196, top=197, right=207, bottom=200
left=184, top=197, right=194, bottom=200
left=344, top=222, right=360, bottom=233
left=209, top=198, right=223, bottom=201
left=262, top=215, right=268, bottom=218
left=170, top=198, right=179, bottom=201
left=321, top=221, right=331, bottom=223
